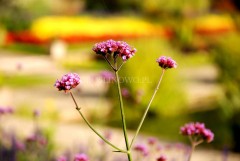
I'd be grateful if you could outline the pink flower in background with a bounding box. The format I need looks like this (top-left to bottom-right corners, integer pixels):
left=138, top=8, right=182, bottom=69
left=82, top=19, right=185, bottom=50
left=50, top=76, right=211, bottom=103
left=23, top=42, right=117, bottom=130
left=99, top=131, right=112, bottom=145
left=99, top=70, right=115, bottom=82
left=33, top=109, right=41, bottom=118
left=15, top=141, right=25, bottom=151
left=56, top=156, right=67, bottom=161
left=134, top=143, right=149, bottom=156
left=0, top=106, right=14, bottom=115
left=148, top=137, right=158, bottom=145
left=156, top=56, right=177, bottom=69
left=157, top=155, right=167, bottom=161
left=55, top=73, right=80, bottom=92
left=92, top=39, right=136, bottom=61
left=74, top=153, right=88, bottom=161
left=180, top=122, right=214, bottom=143
left=121, top=88, right=130, bottom=98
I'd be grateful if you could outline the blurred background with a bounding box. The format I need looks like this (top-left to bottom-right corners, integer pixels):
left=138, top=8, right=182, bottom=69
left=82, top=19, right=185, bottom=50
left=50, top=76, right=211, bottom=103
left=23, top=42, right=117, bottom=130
left=1, top=0, right=240, bottom=160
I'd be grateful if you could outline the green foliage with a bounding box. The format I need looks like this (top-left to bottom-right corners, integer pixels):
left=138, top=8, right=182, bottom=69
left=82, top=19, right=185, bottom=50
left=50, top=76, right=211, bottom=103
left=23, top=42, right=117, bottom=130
left=2, top=43, right=48, bottom=54
left=0, top=0, right=32, bottom=31
left=141, top=0, right=210, bottom=17
left=211, top=34, right=240, bottom=118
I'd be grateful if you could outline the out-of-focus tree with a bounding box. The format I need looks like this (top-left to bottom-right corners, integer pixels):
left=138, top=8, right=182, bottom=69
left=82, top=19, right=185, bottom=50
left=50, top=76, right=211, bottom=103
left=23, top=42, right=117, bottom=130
left=0, top=0, right=31, bottom=31
left=0, top=0, right=51, bottom=31
left=141, top=0, right=210, bottom=18
left=49, top=0, right=85, bottom=15
left=212, top=34, right=240, bottom=152
left=85, top=0, right=140, bottom=13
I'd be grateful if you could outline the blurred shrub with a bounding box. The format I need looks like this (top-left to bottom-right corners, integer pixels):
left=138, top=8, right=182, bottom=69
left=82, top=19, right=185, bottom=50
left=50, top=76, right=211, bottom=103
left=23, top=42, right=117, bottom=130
left=85, top=0, right=140, bottom=12
left=211, top=34, right=240, bottom=152
left=194, top=14, right=236, bottom=35
left=171, top=14, right=236, bottom=53
left=0, top=0, right=32, bottom=31
left=212, top=34, right=240, bottom=117
left=0, top=0, right=51, bottom=32
left=141, top=0, right=210, bottom=17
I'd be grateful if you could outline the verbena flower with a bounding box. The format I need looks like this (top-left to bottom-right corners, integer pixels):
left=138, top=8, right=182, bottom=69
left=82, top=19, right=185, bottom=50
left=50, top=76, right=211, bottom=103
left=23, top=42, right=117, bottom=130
left=74, top=153, right=88, bottom=161
left=99, top=131, right=112, bottom=145
left=157, top=155, right=167, bottom=161
left=134, top=143, right=149, bottom=156
left=99, top=70, right=115, bottom=82
left=121, top=88, right=130, bottom=98
left=92, top=39, right=136, bottom=61
left=147, top=137, right=158, bottom=145
left=0, top=106, right=14, bottom=115
left=180, top=122, right=214, bottom=143
left=54, top=73, right=80, bottom=92
left=156, top=56, right=177, bottom=69
left=56, top=156, right=67, bottom=161
left=33, top=109, right=40, bottom=118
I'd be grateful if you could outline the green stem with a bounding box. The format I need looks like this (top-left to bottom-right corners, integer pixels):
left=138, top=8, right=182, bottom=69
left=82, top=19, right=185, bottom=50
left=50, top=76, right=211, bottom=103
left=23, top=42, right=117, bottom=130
left=130, top=69, right=165, bottom=148
left=188, top=142, right=196, bottom=161
left=117, top=62, right=125, bottom=71
left=114, top=71, right=132, bottom=161
left=188, top=136, right=203, bottom=161
left=104, top=56, right=116, bottom=71
left=69, top=92, right=126, bottom=153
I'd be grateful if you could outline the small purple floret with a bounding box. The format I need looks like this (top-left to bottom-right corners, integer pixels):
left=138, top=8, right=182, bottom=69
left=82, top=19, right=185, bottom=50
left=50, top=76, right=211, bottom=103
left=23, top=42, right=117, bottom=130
left=134, top=143, right=149, bottom=156
left=148, top=137, right=158, bottom=145
left=156, top=56, right=177, bottom=69
left=74, top=153, right=88, bottom=161
left=55, top=73, right=80, bottom=92
left=92, top=39, right=136, bottom=61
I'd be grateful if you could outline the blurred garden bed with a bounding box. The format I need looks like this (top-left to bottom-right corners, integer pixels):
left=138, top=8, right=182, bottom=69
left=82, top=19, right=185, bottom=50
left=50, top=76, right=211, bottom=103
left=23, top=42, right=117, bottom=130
left=1, top=0, right=240, bottom=157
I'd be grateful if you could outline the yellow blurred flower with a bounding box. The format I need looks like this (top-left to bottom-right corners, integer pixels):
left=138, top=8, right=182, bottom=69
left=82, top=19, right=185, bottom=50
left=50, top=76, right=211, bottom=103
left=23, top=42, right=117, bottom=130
left=30, top=16, right=168, bottom=41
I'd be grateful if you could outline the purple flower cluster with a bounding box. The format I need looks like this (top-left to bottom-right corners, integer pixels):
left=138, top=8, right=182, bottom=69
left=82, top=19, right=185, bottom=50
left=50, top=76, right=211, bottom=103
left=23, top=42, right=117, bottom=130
left=0, top=106, right=14, bottom=115
left=134, top=143, right=149, bottom=156
left=74, top=153, right=88, bottom=161
left=156, top=56, right=177, bottom=69
left=92, top=39, right=137, bottom=61
left=180, top=122, right=214, bottom=143
left=55, top=73, right=80, bottom=92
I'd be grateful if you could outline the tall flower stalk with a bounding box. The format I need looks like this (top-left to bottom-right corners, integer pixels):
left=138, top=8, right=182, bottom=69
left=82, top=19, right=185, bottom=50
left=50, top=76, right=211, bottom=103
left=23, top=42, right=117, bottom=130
left=55, top=39, right=177, bottom=161
left=93, top=39, right=137, bottom=160
left=115, top=70, right=132, bottom=160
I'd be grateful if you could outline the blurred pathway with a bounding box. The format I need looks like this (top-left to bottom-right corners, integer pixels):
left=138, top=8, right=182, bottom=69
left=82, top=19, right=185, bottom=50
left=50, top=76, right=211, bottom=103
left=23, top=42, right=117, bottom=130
left=0, top=49, right=112, bottom=121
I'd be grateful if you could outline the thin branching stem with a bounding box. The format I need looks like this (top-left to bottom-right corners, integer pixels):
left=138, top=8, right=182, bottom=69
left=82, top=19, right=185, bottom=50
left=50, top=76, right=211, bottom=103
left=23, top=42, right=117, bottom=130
left=104, top=56, right=116, bottom=71
left=69, top=92, right=126, bottom=153
left=117, top=61, right=125, bottom=71
left=130, top=69, right=165, bottom=148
